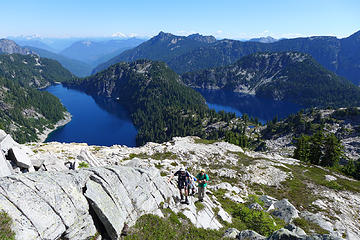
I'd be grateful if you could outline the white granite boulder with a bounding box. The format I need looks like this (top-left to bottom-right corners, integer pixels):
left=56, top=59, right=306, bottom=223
left=8, top=146, right=32, bottom=169
left=0, top=133, right=18, bottom=153
left=0, top=151, right=12, bottom=177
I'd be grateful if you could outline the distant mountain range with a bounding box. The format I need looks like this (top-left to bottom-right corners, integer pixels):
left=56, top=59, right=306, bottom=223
left=249, top=36, right=278, bottom=43
left=94, top=30, right=360, bottom=85
left=7, top=37, right=145, bottom=77
left=26, top=46, right=92, bottom=77
left=92, top=32, right=216, bottom=74
left=60, top=38, right=144, bottom=66
left=182, top=52, right=360, bottom=108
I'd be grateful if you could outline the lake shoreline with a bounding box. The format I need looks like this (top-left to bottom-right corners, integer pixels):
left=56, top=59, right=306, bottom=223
left=37, top=112, right=72, bottom=143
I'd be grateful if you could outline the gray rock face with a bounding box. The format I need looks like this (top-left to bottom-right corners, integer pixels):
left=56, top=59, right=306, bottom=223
left=237, top=229, right=266, bottom=240
left=0, top=163, right=222, bottom=240
left=0, top=151, right=12, bottom=177
left=223, top=228, right=240, bottom=238
left=0, top=129, right=6, bottom=139
left=260, top=195, right=278, bottom=209
left=85, top=179, right=123, bottom=240
left=271, top=199, right=299, bottom=223
left=284, top=224, right=306, bottom=236
left=267, top=228, right=344, bottom=240
left=38, top=152, right=68, bottom=171
left=267, top=228, right=303, bottom=240
left=0, top=39, right=33, bottom=55
left=78, top=149, right=103, bottom=167
left=8, top=146, right=32, bottom=169
left=248, top=202, right=264, bottom=211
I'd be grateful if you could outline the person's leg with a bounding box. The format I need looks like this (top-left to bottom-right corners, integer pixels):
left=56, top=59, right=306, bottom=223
left=198, top=186, right=202, bottom=201
left=179, top=186, right=183, bottom=200
left=199, top=187, right=205, bottom=201
left=184, top=183, right=189, bottom=204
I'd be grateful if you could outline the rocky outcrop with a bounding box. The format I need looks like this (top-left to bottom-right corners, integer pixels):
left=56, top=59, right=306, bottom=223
left=0, top=151, right=12, bottom=177
left=0, top=164, right=165, bottom=239
left=0, top=159, right=229, bottom=240
left=1, top=134, right=359, bottom=239
left=28, top=136, right=360, bottom=238
left=8, top=146, right=32, bottom=169
left=0, top=39, right=33, bottom=55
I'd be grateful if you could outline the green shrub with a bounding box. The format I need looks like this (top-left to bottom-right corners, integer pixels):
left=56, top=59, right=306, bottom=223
left=194, top=138, right=218, bottom=144
left=155, top=163, right=163, bottom=169
left=0, top=211, right=15, bottom=240
left=293, top=217, right=329, bottom=234
left=195, top=201, right=205, bottom=212
left=232, top=205, right=280, bottom=236
left=245, top=194, right=265, bottom=207
left=78, top=161, right=89, bottom=168
left=213, top=190, right=283, bottom=237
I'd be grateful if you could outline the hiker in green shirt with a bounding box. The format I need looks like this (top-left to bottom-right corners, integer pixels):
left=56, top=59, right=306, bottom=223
left=196, top=169, right=209, bottom=202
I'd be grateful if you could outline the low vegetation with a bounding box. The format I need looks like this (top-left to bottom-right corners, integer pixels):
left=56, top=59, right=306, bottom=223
left=124, top=209, right=227, bottom=240
left=213, top=190, right=284, bottom=237
left=0, top=211, right=15, bottom=240
left=129, top=151, right=178, bottom=160
left=293, top=217, right=330, bottom=235
left=78, top=161, right=90, bottom=168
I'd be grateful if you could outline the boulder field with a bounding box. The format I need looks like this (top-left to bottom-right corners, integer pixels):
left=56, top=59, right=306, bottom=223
left=0, top=132, right=359, bottom=239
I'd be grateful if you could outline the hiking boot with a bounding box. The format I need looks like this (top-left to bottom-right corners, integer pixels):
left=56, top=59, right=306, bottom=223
left=180, top=195, right=184, bottom=201
left=185, top=198, right=189, bottom=205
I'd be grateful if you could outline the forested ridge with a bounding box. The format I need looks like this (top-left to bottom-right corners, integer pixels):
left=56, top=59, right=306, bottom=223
left=0, top=77, right=66, bottom=143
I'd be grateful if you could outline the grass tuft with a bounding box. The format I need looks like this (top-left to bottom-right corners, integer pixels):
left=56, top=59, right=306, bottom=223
left=0, top=211, right=15, bottom=240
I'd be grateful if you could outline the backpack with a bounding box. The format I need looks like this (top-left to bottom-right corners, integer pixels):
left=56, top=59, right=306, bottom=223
left=177, top=171, right=190, bottom=183
left=197, top=173, right=208, bottom=181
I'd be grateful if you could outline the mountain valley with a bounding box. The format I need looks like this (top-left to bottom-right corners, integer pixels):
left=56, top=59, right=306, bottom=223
left=0, top=27, right=360, bottom=240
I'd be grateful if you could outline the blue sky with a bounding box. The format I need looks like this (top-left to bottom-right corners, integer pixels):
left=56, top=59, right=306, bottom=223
left=1, top=0, right=359, bottom=39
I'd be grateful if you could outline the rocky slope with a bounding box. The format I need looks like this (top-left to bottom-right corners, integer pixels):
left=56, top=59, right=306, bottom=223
left=0, top=130, right=359, bottom=239
left=182, top=52, right=360, bottom=108
left=0, top=39, right=34, bottom=55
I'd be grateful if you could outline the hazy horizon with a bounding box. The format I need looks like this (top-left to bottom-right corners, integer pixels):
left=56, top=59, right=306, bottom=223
left=0, top=0, right=359, bottom=40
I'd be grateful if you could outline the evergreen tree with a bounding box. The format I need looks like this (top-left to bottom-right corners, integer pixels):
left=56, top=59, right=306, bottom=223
left=293, top=134, right=311, bottom=162
left=321, top=134, right=342, bottom=167
left=343, top=160, right=356, bottom=177
left=309, top=130, right=324, bottom=165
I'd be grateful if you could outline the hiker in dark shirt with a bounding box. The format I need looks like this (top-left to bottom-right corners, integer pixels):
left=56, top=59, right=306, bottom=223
left=168, top=167, right=190, bottom=204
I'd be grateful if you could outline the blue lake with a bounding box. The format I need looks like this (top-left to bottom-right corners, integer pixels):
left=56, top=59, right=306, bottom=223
left=44, top=84, right=137, bottom=146
left=197, top=89, right=302, bottom=123
left=44, top=85, right=301, bottom=147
